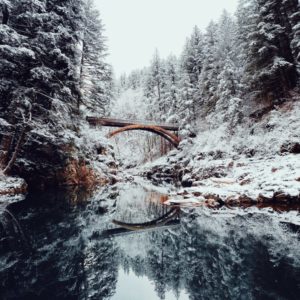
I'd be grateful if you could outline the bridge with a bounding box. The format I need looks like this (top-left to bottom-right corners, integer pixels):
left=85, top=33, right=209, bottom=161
left=86, top=117, right=181, bottom=147
left=99, top=208, right=180, bottom=239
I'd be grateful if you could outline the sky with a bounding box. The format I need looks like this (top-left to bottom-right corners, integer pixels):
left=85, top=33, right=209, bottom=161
left=94, top=0, right=239, bottom=77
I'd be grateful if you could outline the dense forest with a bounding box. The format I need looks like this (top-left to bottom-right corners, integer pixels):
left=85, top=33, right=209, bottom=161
left=114, top=0, right=300, bottom=165
left=0, top=0, right=114, bottom=188
left=118, top=0, right=300, bottom=127
left=0, top=0, right=300, bottom=189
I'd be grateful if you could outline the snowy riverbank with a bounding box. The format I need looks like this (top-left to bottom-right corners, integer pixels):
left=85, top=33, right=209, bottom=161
left=141, top=100, right=300, bottom=205
left=0, top=176, right=27, bottom=205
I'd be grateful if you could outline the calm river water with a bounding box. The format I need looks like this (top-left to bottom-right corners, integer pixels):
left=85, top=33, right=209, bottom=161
left=0, top=181, right=300, bottom=300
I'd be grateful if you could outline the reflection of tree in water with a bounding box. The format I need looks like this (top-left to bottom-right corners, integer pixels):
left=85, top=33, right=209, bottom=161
left=1, top=183, right=300, bottom=300
left=119, top=210, right=300, bottom=300
left=82, top=239, right=118, bottom=300
left=0, top=188, right=119, bottom=300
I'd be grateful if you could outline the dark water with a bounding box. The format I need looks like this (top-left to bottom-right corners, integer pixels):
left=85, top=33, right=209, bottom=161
left=0, top=181, right=300, bottom=300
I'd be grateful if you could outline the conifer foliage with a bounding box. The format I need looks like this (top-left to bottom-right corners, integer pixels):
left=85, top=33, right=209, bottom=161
left=0, top=0, right=112, bottom=181
left=118, top=1, right=300, bottom=130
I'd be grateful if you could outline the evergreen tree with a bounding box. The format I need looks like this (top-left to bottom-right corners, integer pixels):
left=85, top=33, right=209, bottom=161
left=163, top=55, right=180, bottom=123
left=235, top=0, right=259, bottom=93
left=80, top=0, right=113, bottom=116
left=179, top=26, right=204, bottom=123
left=245, top=0, right=298, bottom=102
left=144, top=50, right=166, bottom=121
left=282, top=0, right=300, bottom=76
left=198, top=21, right=219, bottom=115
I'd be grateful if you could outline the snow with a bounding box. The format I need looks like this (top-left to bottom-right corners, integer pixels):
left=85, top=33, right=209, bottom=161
left=0, top=118, right=10, bottom=127
left=0, top=176, right=26, bottom=205
left=142, top=100, right=300, bottom=202
left=178, top=154, right=300, bottom=200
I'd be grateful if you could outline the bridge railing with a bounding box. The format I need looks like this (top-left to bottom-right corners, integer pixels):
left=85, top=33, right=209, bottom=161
left=86, top=116, right=180, bottom=131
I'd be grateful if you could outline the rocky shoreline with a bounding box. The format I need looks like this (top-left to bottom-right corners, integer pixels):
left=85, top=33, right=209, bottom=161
left=141, top=145, right=300, bottom=207
left=0, top=176, right=27, bottom=196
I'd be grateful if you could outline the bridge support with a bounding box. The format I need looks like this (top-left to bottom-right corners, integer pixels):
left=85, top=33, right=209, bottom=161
left=107, top=124, right=181, bottom=148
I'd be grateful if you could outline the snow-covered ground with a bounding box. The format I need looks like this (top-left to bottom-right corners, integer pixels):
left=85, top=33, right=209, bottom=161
left=0, top=176, right=27, bottom=205
left=141, top=100, right=300, bottom=204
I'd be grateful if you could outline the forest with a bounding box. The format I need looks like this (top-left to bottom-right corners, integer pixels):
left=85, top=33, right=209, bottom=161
left=0, top=0, right=300, bottom=299
left=0, top=0, right=299, bottom=192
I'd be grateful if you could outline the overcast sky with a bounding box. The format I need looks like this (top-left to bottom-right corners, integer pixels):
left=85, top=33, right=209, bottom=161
left=94, top=0, right=239, bottom=76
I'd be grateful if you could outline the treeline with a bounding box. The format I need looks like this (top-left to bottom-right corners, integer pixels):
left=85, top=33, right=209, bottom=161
left=119, top=0, right=300, bottom=128
left=0, top=0, right=112, bottom=176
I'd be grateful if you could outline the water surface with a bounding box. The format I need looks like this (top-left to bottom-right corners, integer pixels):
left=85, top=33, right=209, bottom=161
left=0, top=182, right=300, bottom=300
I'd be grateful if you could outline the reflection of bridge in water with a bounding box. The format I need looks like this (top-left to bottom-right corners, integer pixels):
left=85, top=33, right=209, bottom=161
left=86, top=117, right=181, bottom=148
left=101, top=208, right=180, bottom=239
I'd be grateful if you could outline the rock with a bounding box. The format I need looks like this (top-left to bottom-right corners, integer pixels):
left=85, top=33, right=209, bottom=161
left=240, top=178, right=251, bottom=186
left=257, top=194, right=273, bottom=203
left=204, top=198, right=219, bottom=207
left=244, top=149, right=256, bottom=158
left=210, top=177, right=236, bottom=184
left=227, top=161, right=234, bottom=168
left=236, top=163, right=246, bottom=167
left=280, top=142, right=300, bottom=154
left=177, top=190, right=189, bottom=196
left=0, top=176, right=27, bottom=196
left=272, top=191, right=289, bottom=203
left=182, top=179, right=193, bottom=188
left=192, top=191, right=202, bottom=197
left=238, top=195, right=256, bottom=205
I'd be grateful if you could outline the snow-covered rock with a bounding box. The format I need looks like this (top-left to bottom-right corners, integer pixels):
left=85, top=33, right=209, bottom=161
left=143, top=100, right=300, bottom=204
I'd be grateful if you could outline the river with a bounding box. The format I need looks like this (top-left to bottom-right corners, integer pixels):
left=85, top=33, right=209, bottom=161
left=0, top=180, right=300, bottom=300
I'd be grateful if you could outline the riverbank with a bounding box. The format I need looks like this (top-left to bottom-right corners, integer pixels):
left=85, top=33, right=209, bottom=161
left=0, top=175, right=27, bottom=206
left=140, top=100, right=300, bottom=206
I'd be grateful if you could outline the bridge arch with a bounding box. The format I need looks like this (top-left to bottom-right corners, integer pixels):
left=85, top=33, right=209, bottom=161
left=107, top=124, right=181, bottom=148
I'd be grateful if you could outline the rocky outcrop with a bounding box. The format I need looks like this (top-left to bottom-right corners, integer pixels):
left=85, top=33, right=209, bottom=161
left=0, top=176, right=27, bottom=196
left=0, top=122, right=117, bottom=190
left=280, top=142, right=300, bottom=154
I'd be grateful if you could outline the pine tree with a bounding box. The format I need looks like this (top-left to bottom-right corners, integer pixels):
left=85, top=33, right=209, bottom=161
left=216, top=10, right=236, bottom=64
left=0, top=0, right=87, bottom=181
left=198, top=21, right=219, bottom=115
left=235, top=0, right=259, bottom=93
left=245, top=0, right=298, bottom=102
left=79, top=0, right=113, bottom=116
left=163, top=55, right=180, bottom=123
left=282, top=0, right=300, bottom=76
left=179, top=26, right=205, bottom=123
left=144, top=50, right=166, bottom=121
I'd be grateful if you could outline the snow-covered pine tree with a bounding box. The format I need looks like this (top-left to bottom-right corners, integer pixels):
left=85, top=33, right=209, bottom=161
left=0, top=0, right=35, bottom=120
left=178, top=26, right=205, bottom=124
left=163, top=55, right=180, bottom=123
left=235, top=0, right=259, bottom=94
left=214, top=11, right=242, bottom=123
left=198, top=21, right=219, bottom=115
left=245, top=0, right=298, bottom=103
left=4, top=0, right=85, bottom=128
left=282, top=0, right=300, bottom=77
left=0, top=0, right=95, bottom=185
left=216, top=10, right=236, bottom=65
left=79, top=0, right=113, bottom=116
left=144, top=50, right=166, bottom=121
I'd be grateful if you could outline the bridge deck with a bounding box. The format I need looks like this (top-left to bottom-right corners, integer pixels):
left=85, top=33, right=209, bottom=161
left=86, top=117, right=179, bottom=131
